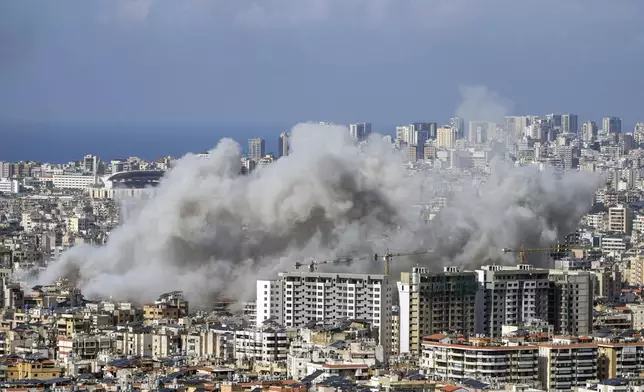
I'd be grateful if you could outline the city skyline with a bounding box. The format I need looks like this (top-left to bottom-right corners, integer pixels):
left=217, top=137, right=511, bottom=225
left=0, top=112, right=642, bottom=164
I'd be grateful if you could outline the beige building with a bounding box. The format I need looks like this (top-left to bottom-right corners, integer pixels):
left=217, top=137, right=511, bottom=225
left=407, top=145, right=419, bottom=163
left=608, top=204, right=632, bottom=234
left=598, top=342, right=644, bottom=379
left=629, top=257, right=644, bottom=286
left=424, top=145, right=437, bottom=160
left=537, top=340, right=598, bottom=392
left=181, top=329, right=233, bottom=360
left=436, top=127, right=457, bottom=149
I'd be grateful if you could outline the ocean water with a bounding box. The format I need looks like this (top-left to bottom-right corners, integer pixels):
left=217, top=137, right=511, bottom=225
left=0, top=122, right=292, bottom=163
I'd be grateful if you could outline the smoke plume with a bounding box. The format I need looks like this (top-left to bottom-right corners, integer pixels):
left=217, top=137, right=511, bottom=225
left=455, top=85, right=514, bottom=124
left=36, top=123, right=602, bottom=306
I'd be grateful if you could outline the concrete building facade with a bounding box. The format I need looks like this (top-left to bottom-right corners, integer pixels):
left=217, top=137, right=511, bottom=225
left=397, top=266, right=477, bottom=355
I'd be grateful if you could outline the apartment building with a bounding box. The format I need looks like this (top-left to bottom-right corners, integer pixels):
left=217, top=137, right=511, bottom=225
left=181, top=328, right=234, bottom=360
left=598, top=342, right=644, bottom=380
left=548, top=270, right=593, bottom=336
left=420, top=335, right=538, bottom=385
left=57, top=334, right=114, bottom=361
left=112, top=328, right=153, bottom=357
left=7, top=359, right=62, bottom=380
left=629, top=257, right=644, bottom=287
left=256, top=272, right=392, bottom=356
left=592, top=269, right=622, bottom=300
left=397, top=266, right=477, bottom=355
left=608, top=204, right=632, bottom=234
left=537, top=339, right=598, bottom=391
left=585, top=212, right=608, bottom=231
left=627, top=304, right=644, bottom=330
left=52, top=174, right=97, bottom=190
left=234, top=325, right=288, bottom=364
left=0, top=179, right=19, bottom=194
left=475, top=264, right=550, bottom=338
left=601, top=236, right=628, bottom=253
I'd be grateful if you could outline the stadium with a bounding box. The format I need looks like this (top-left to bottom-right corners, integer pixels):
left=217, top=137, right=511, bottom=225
left=88, top=170, right=165, bottom=199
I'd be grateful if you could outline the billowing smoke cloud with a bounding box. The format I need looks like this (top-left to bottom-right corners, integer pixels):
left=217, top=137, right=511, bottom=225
left=419, top=165, right=603, bottom=267
left=455, top=85, right=514, bottom=124
left=36, top=123, right=602, bottom=306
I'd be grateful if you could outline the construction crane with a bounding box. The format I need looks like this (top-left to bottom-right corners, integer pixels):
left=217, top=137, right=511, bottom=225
left=501, top=243, right=593, bottom=264
left=294, top=255, right=368, bottom=273
left=373, top=249, right=434, bottom=276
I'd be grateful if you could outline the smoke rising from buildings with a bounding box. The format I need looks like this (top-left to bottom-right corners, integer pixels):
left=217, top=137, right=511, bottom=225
left=36, top=122, right=602, bottom=306
left=455, top=85, right=514, bottom=125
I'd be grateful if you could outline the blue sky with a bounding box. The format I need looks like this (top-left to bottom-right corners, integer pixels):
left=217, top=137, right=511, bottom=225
left=1, top=0, right=643, bottom=127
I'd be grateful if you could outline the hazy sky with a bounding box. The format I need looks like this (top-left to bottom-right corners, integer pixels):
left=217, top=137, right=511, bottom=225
left=0, top=0, right=643, bottom=126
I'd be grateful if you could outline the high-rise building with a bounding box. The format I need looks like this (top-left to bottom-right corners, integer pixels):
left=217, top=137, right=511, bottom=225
left=504, top=116, right=529, bottom=138
left=83, top=155, right=99, bottom=175
left=475, top=264, right=550, bottom=338
left=248, top=138, right=265, bottom=160
left=608, top=204, right=632, bottom=234
left=548, top=270, right=593, bottom=336
left=278, top=132, right=290, bottom=158
left=561, top=114, right=578, bottom=134
left=395, top=125, right=412, bottom=145
left=437, top=127, right=457, bottom=148
left=397, top=266, right=478, bottom=355
left=581, top=121, right=598, bottom=142
left=256, top=271, right=392, bottom=357
left=546, top=113, right=562, bottom=129
left=602, top=116, right=622, bottom=134
left=407, top=145, right=419, bottom=163
left=409, top=124, right=430, bottom=160
left=349, top=122, right=372, bottom=142
left=555, top=145, right=579, bottom=170
left=428, top=122, right=439, bottom=139
left=468, top=121, right=495, bottom=144
left=634, top=122, right=644, bottom=145
left=449, top=117, right=464, bottom=139
left=0, top=162, right=14, bottom=179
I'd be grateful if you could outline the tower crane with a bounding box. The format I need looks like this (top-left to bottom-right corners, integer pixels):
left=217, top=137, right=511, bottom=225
left=501, top=243, right=593, bottom=264
left=294, top=255, right=368, bottom=273
left=373, top=249, right=434, bottom=276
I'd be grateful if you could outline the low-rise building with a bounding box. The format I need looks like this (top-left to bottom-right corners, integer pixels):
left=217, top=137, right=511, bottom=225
left=420, top=334, right=538, bottom=385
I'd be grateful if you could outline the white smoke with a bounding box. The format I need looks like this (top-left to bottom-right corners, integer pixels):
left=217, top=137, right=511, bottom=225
left=36, top=122, right=603, bottom=306
left=455, top=85, right=514, bottom=125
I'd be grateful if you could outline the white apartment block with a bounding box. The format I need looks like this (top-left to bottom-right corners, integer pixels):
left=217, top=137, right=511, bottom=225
left=234, top=326, right=288, bottom=364
left=0, top=178, right=19, bottom=194
left=537, top=340, right=598, bottom=392
left=53, top=174, right=97, bottom=190
left=601, top=236, right=627, bottom=253
left=111, top=330, right=153, bottom=357
left=256, top=272, right=392, bottom=356
left=420, top=337, right=538, bottom=385
left=475, top=264, right=550, bottom=338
